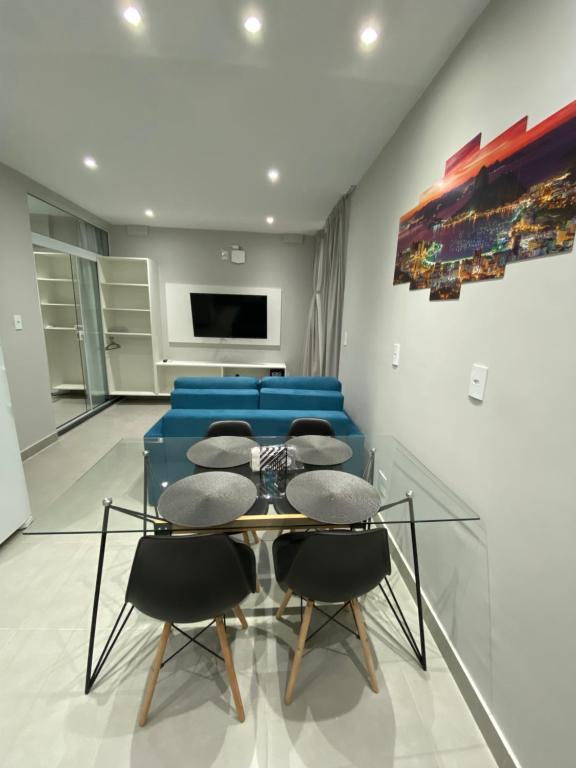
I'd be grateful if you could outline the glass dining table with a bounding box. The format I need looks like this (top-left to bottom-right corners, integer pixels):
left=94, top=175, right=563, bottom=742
left=24, top=434, right=483, bottom=697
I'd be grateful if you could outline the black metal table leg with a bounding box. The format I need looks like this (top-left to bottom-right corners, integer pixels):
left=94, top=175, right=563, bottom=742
left=377, top=491, right=427, bottom=671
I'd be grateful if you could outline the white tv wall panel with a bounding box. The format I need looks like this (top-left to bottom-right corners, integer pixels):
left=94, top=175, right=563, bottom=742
left=165, top=283, right=281, bottom=346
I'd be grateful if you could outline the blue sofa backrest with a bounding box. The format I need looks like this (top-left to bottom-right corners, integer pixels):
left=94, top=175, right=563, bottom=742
left=173, top=376, right=258, bottom=389
left=159, top=408, right=360, bottom=438
left=259, top=375, right=342, bottom=391
left=171, top=389, right=259, bottom=409
left=259, top=388, right=344, bottom=411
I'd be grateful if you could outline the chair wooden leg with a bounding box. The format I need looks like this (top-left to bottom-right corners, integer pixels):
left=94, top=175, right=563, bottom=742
left=285, top=599, right=314, bottom=705
left=276, top=587, right=293, bottom=619
left=350, top=598, right=379, bottom=693
left=255, top=576, right=261, bottom=593
left=138, top=622, right=171, bottom=727
left=242, top=531, right=250, bottom=546
left=215, top=616, right=245, bottom=722
left=232, top=604, right=248, bottom=629
left=251, top=530, right=260, bottom=544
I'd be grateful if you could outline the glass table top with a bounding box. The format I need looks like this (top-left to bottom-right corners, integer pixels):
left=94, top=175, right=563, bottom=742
left=26, top=435, right=480, bottom=535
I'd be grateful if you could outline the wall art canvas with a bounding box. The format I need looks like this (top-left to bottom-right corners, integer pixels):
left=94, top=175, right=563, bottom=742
left=394, top=101, right=576, bottom=301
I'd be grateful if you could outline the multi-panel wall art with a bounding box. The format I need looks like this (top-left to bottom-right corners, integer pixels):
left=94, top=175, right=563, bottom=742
left=393, top=101, right=576, bottom=301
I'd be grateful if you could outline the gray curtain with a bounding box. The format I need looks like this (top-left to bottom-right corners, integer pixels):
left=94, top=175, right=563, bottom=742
left=302, top=194, right=349, bottom=376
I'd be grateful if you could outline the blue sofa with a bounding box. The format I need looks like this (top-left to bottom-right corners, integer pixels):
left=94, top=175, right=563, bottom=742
left=144, top=375, right=365, bottom=503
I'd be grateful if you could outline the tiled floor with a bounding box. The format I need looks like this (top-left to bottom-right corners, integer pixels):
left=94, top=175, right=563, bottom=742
left=51, top=394, right=89, bottom=429
left=0, top=401, right=499, bottom=767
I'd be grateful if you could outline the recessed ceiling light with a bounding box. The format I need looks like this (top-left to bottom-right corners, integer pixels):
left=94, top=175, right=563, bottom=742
left=123, top=6, right=142, bottom=26
left=244, top=16, right=262, bottom=34
left=267, top=168, right=279, bottom=183
left=83, top=156, right=98, bottom=170
left=360, top=26, right=379, bottom=46
left=266, top=216, right=274, bottom=225
left=144, top=209, right=155, bottom=218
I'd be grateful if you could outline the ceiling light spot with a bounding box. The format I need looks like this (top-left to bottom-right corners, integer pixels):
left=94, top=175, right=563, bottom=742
left=123, top=6, right=142, bottom=26
left=360, top=26, right=379, bottom=46
left=83, top=156, right=98, bottom=170
left=267, top=168, right=279, bottom=183
left=266, top=216, right=274, bottom=225
left=145, top=209, right=155, bottom=218
left=244, top=16, right=262, bottom=34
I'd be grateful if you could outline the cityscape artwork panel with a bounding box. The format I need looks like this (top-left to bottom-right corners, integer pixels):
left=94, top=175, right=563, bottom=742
left=394, top=101, right=576, bottom=301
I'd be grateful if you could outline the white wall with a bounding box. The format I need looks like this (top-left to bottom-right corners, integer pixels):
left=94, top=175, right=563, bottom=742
left=0, top=161, right=109, bottom=450
left=109, top=226, right=314, bottom=374
left=340, top=1, right=576, bottom=766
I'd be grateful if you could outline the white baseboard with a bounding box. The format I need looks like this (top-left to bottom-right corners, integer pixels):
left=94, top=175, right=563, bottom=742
left=388, top=533, right=522, bottom=768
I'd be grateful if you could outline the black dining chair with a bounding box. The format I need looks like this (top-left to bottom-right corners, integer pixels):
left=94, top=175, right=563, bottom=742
left=206, top=420, right=254, bottom=438
left=125, top=534, right=256, bottom=725
left=273, top=529, right=391, bottom=704
left=287, top=417, right=336, bottom=438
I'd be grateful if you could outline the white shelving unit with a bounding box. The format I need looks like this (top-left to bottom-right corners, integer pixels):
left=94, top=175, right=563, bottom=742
left=98, top=257, right=161, bottom=396
left=156, top=360, right=287, bottom=396
left=35, top=250, right=86, bottom=394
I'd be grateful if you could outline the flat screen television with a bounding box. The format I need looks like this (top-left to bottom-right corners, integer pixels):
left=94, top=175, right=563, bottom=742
left=190, top=292, right=268, bottom=339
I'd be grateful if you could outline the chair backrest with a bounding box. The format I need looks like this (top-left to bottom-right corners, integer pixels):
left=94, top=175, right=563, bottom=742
left=205, top=420, right=255, bottom=438
left=287, top=417, right=336, bottom=438
left=126, top=535, right=256, bottom=623
left=280, top=529, right=390, bottom=603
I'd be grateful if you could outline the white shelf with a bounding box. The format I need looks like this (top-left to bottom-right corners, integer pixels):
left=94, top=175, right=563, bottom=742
left=52, top=384, right=85, bottom=392
left=104, top=331, right=151, bottom=337
left=98, top=256, right=159, bottom=396
left=44, top=326, right=77, bottom=331
left=37, top=277, right=73, bottom=283
left=41, top=303, right=75, bottom=308
left=101, top=282, right=148, bottom=287
left=103, top=307, right=150, bottom=312
left=110, top=390, right=157, bottom=397
left=156, top=360, right=286, bottom=369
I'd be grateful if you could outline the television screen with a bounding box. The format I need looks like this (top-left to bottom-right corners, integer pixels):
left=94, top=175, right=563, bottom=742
left=190, top=293, right=268, bottom=339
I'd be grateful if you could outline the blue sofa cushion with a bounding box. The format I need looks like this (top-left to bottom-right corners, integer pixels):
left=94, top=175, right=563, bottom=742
left=173, top=376, right=258, bottom=389
left=170, top=389, right=259, bottom=409
left=259, top=376, right=342, bottom=391
left=259, top=388, right=344, bottom=411
left=158, top=409, right=360, bottom=438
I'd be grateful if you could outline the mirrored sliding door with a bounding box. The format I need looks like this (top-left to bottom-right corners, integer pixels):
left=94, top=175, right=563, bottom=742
left=35, top=247, right=109, bottom=428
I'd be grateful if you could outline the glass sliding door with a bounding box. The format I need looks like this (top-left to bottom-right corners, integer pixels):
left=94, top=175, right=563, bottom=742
left=35, top=249, right=89, bottom=427
left=35, top=246, right=109, bottom=429
left=72, top=256, right=109, bottom=409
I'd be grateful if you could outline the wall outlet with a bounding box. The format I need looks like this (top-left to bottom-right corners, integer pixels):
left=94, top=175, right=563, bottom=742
left=13, top=315, right=23, bottom=331
left=221, top=250, right=229, bottom=261
left=343, top=330, right=348, bottom=346
left=392, top=343, right=400, bottom=367
left=469, top=363, right=488, bottom=401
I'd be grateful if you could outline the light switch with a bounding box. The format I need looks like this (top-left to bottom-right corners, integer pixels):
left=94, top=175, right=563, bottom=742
left=469, top=364, right=488, bottom=401
left=13, top=315, right=23, bottom=331
left=392, top=343, right=400, bottom=367
left=343, top=331, right=348, bottom=347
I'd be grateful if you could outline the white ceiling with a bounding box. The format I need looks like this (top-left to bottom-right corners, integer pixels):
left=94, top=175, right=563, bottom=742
left=0, top=0, right=489, bottom=233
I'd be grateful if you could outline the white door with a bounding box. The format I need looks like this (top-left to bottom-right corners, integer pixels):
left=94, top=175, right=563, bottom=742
left=0, top=342, right=31, bottom=543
